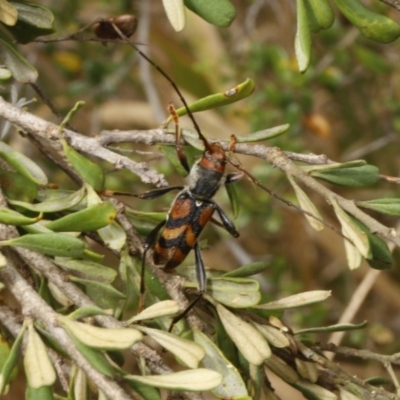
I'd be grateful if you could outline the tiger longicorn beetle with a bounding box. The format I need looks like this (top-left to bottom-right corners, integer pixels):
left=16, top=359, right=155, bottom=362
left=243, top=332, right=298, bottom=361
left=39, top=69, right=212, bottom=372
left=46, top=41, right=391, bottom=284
left=103, top=18, right=244, bottom=325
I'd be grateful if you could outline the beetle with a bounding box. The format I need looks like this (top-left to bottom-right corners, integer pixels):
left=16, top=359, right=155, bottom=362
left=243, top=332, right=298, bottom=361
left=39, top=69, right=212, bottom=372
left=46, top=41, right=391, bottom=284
left=136, top=105, right=242, bottom=318
left=101, top=19, right=244, bottom=319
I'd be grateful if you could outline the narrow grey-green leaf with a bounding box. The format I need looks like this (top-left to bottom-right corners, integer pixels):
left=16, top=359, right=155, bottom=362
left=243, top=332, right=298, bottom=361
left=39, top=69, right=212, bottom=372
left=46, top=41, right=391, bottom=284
left=128, top=300, right=180, bottom=323
left=0, top=324, right=26, bottom=393
left=97, top=221, right=127, bottom=251
left=331, top=199, right=370, bottom=268
left=136, top=326, right=204, bottom=368
left=10, top=1, right=54, bottom=28
left=0, top=208, right=42, bottom=226
left=310, top=165, right=379, bottom=187
left=0, top=233, right=85, bottom=258
left=0, top=141, right=48, bottom=185
left=235, top=124, right=290, bottom=143
left=295, top=320, right=368, bottom=335
left=54, top=259, right=117, bottom=284
left=253, top=322, right=290, bottom=348
left=264, top=355, right=299, bottom=384
left=125, top=369, right=222, bottom=391
left=69, top=277, right=126, bottom=305
left=223, top=260, right=270, bottom=278
left=61, top=318, right=142, bottom=350
left=24, top=324, right=56, bottom=388
left=0, top=30, right=38, bottom=82
left=184, top=0, right=236, bottom=27
left=293, top=379, right=338, bottom=399
left=348, top=216, right=392, bottom=270
left=217, top=303, right=271, bottom=365
left=162, top=0, right=185, bottom=31
left=67, top=334, right=114, bottom=377
left=10, top=186, right=86, bottom=213
left=67, top=306, right=111, bottom=320
left=26, top=385, right=54, bottom=400
left=288, top=176, right=324, bottom=231
left=193, top=327, right=249, bottom=399
left=255, top=290, right=331, bottom=310
left=295, top=0, right=311, bottom=73
left=357, top=198, right=400, bottom=217
left=208, top=277, right=261, bottom=308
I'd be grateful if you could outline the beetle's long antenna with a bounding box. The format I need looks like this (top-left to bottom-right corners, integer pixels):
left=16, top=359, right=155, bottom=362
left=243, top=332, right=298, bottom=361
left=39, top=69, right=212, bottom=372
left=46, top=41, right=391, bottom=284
left=110, top=22, right=212, bottom=152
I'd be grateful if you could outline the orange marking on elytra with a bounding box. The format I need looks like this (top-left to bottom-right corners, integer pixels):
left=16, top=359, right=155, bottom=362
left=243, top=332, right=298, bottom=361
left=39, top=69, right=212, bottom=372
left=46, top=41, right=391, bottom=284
left=170, top=197, right=192, bottom=219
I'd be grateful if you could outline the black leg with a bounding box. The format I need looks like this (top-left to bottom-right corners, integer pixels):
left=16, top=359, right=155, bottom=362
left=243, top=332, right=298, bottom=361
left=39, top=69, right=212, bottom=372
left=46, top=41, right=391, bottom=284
left=139, top=219, right=166, bottom=312
left=168, top=242, right=205, bottom=331
left=213, top=202, right=240, bottom=238
left=136, top=185, right=184, bottom=200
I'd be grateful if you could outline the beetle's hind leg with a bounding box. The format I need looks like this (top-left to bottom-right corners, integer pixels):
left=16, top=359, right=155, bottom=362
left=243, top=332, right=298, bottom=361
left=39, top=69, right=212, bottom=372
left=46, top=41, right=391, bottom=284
left=168, top=241, right=206, bottom=331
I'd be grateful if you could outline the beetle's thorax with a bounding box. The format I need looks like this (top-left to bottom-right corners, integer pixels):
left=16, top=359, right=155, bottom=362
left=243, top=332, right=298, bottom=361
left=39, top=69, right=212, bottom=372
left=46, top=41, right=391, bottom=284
left=187, top=142, right=226, bottom=199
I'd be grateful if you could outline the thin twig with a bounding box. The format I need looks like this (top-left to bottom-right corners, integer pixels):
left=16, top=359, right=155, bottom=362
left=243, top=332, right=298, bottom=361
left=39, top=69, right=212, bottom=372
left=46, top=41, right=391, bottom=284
left=379, top=0, right=400, bottom=11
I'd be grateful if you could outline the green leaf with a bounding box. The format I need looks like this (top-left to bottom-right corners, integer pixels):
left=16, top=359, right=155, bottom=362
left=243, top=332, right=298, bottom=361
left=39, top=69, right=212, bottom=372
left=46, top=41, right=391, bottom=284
left=184, top=0, right=236, bottom=27
left=97, top=221, right=127, bottom=251
left=160, top=144, right=189, bottom=177
left=67, top=306, right=111, bottom=320
left=11, top=1, right=53, bottom=28
left=10, top=187, right=86, bottom=213
left=295, top=320, right=368, bottom=335
left=61, top=318, right=142, bottom=350
left=0, top=141, right=48, bottom=185
left=216, top=303, right=271, bottom=365
left=67, top=334, right=115, bottom=377
left=26, top=385, right=54, bottom=400
left=288, top=176, right=324, bottom=231
left=0, top=208, right=42, bottom=226
left=252, top=322, right=290, bottom=348
left=135, top=326, right=204, bottom=368
left=125, top=369, right=223, bottom=391
left=70, top=277, right=126, bottom=307
left=125, top=380, right=161, bottom=400
left=348, top=216, right=392, bottom=270
left=255, top=290, right=331, bottom=310
left=54, top=259, right=117, bottom=284
left=222, top=260, right=270, bottom=278
left=127, top=300, right=180, bottom=323
left=0, top=168, right=38, bottom=202
left=310, top=164, right=379, bottom=187
left=24, top=324, right=56, bottom=388
left=295, top=0, right=311, bottom=73
left=293, top=379, right=337, bottom=400
left=264, top=354, right=299, bottom=384
left=235, top=124, right=290, bottom=143
left=170, top=78, right=255, bottom=119
left=8, top=2, right=54, bottom=44
left=193, top=327, right=249, bottom=399
left=0, top=233, right=85, bottom=258
left=303, top=0, right=334, bottom=32
left=207, top=277, right=261, bottom=308
left=61, top=139, right=104, bottom=191
left=333, top=0, right=400, bottom=43
left=0, top=65, right=11, bottom=80
left=0, top=30, right=37, bottom=82
left=45, top=202, right=116, bottom=232
left=357, top=198, right=400, bottom=217
left=331, top=199, right=370, bottom=270
left=0, top=325, right=26, bottom=394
